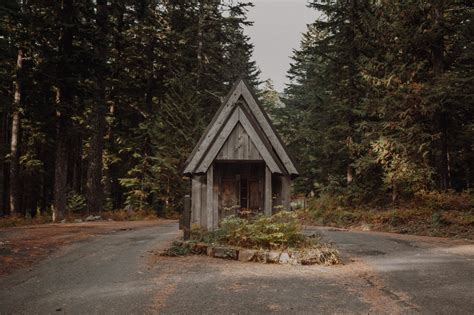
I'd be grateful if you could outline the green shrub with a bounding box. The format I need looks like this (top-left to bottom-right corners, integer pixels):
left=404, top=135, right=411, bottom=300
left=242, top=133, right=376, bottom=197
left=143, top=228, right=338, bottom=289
left=191, top=211, right=310, bottom=250
left=66, top=192, right=86, bottom=213
left=165, top=241, right=192, bottom=256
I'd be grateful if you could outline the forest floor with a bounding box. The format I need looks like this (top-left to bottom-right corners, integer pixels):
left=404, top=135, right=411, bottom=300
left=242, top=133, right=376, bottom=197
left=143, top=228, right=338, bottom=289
left=300, top=192, right=474, bottom=240
left=0, top=219, right=166, bottom=277
left=300, top=207, right=474, bottom=240
left=0, top=221, right=473, bottom=314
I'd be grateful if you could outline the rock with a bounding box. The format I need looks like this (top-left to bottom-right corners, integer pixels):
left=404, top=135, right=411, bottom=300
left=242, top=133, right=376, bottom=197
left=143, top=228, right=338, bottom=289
left=213, top=247, right=225, bottom=258
left=253, top=251, right=267, bottom=263
left=360, top=223, right=371, bottom=231
left=266, top=251, right=281, bottom=263
left=238, top=249, right=257, bottom=262
left=213, top=246, right=238, bottom=260
left=288, top=252, right=300, bottom=265
left=279, top=252, right=290, bottom=264
left=74, top=219, right=83, bottom=223
left=226, top=248, right=239, bottom=260
left=85, top=215, right=102, bottom=222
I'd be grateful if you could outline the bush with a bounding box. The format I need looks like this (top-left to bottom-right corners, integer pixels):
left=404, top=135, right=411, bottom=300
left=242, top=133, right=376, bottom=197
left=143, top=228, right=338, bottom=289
left=191, top=211, right=311, bottom=250
left=164, top=241, right=192, bottom=256
left=66, top=192, right=86, bottom=213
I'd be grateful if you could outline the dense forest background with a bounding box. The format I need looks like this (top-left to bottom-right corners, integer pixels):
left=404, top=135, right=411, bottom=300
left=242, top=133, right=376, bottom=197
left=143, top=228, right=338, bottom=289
left=0, top=0, right=260, bottom=220
left=273, top=0, right=473, bottom=206
left=0, top=0, right=472, bottom=222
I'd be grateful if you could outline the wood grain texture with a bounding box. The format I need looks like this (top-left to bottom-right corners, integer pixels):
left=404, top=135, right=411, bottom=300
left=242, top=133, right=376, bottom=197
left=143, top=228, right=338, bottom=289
left=264, top=166, right=272, bottom=216
left=238, top=107, right=282, bottom=173
left=183, top=81, right=243, bottom=174
left=196, top=108, right=239, bottom=173
left=241, top=84, right=299, bottom=175
left=200, top=173, right=207, bottom=227
left=191, top=176, right=201, bottom=224
left=216, top=123, right=263, bottom=161
left=213, top=166, right=220, bottom=229
left=281, top=175, right=291, bottom=211
left=206, top=165, right=214, bottom=230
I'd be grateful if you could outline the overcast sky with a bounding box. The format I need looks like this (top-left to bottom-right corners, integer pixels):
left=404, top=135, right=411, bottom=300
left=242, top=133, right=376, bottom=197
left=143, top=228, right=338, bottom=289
left=244, top=0, right=318, bottom=92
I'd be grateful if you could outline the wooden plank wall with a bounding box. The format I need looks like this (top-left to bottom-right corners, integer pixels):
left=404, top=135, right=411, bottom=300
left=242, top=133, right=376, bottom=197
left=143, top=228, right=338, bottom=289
left=216, top=123, right=262, bottom=161
left=192, top=165, right=292, bottom=230
left=270, top=175, right=292, bottom=212
left=191, top=176, right=201, bottom=225
left=206, top=165, right=214, bottom=230
left=264, top=166, right=272, bottom=215
left=192, top=175, right=208, bottom=228
left=281, top=176, right=291, bottom=211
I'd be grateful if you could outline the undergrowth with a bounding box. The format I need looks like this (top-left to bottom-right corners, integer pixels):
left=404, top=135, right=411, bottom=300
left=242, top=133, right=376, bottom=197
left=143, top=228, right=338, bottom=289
left=191, top=211, right=324, bottom=250
left=301, top=191, right=474, bottom=239
left=0, top=209, right=159, bottom=228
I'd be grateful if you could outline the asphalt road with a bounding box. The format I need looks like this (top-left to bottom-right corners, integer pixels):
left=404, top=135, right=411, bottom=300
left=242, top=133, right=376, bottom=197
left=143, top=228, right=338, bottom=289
left=0, top=223, right=473, bottom=314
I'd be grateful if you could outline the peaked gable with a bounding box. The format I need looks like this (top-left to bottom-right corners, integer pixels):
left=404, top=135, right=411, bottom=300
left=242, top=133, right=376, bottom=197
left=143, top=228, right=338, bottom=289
left=183, top=79, right=299, bottom=176
left=216, top=122, right=262, bottom=161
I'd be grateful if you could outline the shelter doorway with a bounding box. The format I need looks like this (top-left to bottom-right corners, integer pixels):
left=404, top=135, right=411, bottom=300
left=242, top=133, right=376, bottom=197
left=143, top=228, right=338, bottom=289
left=215, top=162, right=264, bottom=218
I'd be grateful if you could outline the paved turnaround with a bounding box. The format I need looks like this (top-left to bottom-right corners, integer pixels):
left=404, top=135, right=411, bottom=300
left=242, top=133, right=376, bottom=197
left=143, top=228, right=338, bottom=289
left=0, top=222, right=473, bottom=314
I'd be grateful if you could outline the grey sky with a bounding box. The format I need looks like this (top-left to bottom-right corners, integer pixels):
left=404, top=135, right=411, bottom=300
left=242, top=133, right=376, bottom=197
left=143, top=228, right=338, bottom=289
left=244, top=0, right=318, bottom=92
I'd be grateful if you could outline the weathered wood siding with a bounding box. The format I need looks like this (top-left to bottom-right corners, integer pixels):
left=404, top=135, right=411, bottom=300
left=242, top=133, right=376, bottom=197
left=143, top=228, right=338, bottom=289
left=192, top=163, right=292, bottom=230
left=216, top=122, right=263, bottom=161
left=270, top=174, right=292, bottom=211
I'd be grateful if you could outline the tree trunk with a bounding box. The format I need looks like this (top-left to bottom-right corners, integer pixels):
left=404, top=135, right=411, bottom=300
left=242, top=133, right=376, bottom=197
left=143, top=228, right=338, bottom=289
left=86, top=0, right=108, bottom=213
left=52, top=0, right=74, bottom=222
left=86, top=104, right=106, bottom=212
left=432, top=1, right=449, bottom=191
left=439, top=115, right=450, bottom=191
left=0, top=103, right=8, bottom=215
left=9, top=49, right=23, bottom=216
left=52, top=88, right=69, bottom=222
left=103, top=103, right=115, bottom=209
left=196, top=1, right=204, bottom=87
left=346, top=0, right=358, bottom=186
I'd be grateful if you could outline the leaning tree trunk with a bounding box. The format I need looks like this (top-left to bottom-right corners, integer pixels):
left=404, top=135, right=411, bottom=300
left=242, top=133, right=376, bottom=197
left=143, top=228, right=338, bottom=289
left=86, top=0, right=108, bottom=213
left=9, top=48, right=23, bottom=216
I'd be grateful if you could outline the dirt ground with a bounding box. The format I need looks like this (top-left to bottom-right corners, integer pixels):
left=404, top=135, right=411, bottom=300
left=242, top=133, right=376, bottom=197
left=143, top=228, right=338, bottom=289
left=0, top=219, right=169, bottom=277
left=0, top=222, right=473, bottom=314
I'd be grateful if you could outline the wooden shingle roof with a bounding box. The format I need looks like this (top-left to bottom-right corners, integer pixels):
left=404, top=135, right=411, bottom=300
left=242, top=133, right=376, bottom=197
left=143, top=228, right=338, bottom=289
left=183, top=79, right=299, bottom=177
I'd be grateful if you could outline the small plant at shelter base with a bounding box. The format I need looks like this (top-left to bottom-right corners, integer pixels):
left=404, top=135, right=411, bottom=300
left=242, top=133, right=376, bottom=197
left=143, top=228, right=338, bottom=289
left=165, top=211, right=341, bottom=266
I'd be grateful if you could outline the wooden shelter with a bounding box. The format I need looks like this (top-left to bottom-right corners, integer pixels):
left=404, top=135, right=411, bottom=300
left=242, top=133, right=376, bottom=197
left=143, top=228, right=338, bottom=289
left=183, top=79, right=299, bottom=230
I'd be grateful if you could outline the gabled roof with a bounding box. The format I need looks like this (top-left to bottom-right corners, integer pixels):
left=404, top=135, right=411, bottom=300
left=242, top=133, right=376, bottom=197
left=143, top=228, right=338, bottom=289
left=183, top=79, right=299, bottom=177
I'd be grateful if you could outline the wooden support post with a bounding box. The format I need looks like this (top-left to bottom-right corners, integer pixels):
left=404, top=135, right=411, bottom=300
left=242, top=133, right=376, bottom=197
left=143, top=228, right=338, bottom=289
left=264, top=166, right=272, bottom=216
left=206, top=164, right=214, bottom=230
left=191, top=176, right=201, bottom=224
left=183, top=194, right=191, bottom=240
left=281, top=176, right=291, bottom=211
left=213, top=167, right=219, bottom=229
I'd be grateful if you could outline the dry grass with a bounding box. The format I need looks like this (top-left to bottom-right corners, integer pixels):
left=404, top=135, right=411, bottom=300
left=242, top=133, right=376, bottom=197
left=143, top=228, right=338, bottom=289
left=0, top=214, right=52, bottom=228
left=301, top=191, right=474, bottom=239
left=0, top=209, right=159, bottom=228
left=100, top=209, right=158, bottom=221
